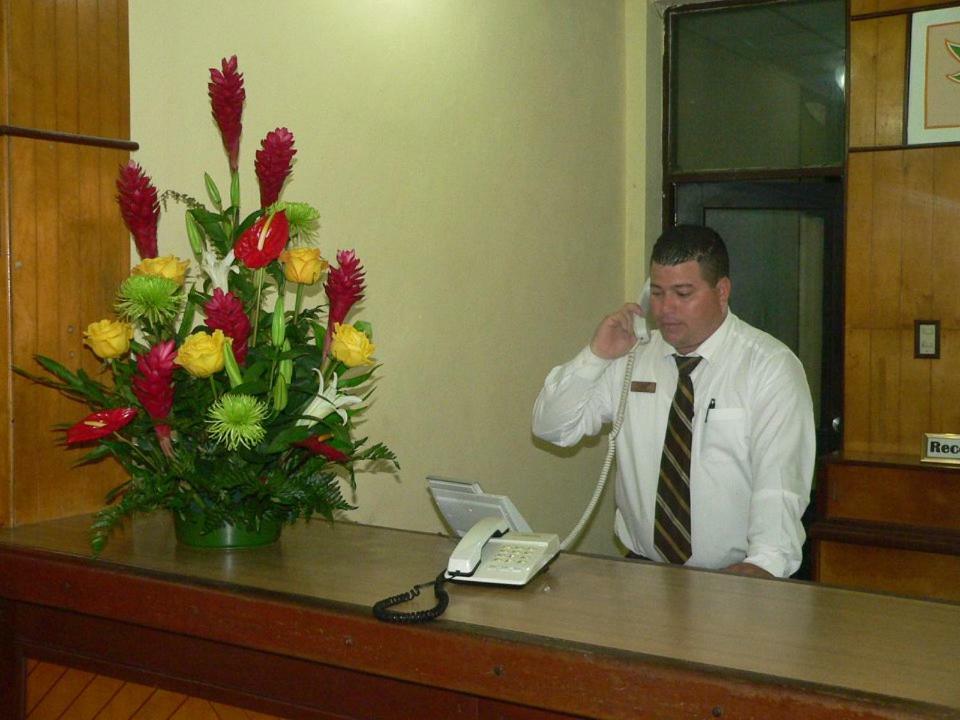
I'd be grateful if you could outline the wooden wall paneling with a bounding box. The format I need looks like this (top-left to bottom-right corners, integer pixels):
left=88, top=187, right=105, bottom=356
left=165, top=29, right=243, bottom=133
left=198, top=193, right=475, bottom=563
left=850, top=0, right=940, bottom=16
left=825, top=462, right=960, bottom=529
left=77, top=2, right=100, bottom=138
left=898, top=148, right=933, bottom=326
left=868, top=330, right=902, bottom=454
left=54, top=0, right=80, bottom=135
left=0, top=135, right=10, bottom=526
left=817, top=540, right=960, bottom=602
left=97, top=0, right=128, bottom=140
left=849, top=17, right=907, bottom=148
left=931, top=146, right=960, bottom=328
left=8, top=0, right=35, bottom=128
left=875, top=16, right=907, bottom=146
left=10, top=142, right=128, bottom=525
left=870, top=150, right=904, bottom=329
left=898, top=328, right=930, bottom=454
left=843, top=329, right=872, bottom=453
left=31, top=2, right=56, bottom=132
left=931, top=330, right=960, bottom=432
left=845, top=152, right=873, bottom=329
left=849, top=19, right=878, bottom=148
left=10, top=137, right=41, bottom=524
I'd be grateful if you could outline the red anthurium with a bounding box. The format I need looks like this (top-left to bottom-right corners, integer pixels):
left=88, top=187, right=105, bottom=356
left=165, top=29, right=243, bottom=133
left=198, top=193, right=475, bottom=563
left=66, top=407, right=138, bottom=445
left=233, top=210, right=289, bottom=269
left=296, top=435, right=351, bottom=463
left=116, top=162, right=160, bottom=260
left=208, top=56, right=245, bottom=173
left=255, top=127, right=297, bottom=208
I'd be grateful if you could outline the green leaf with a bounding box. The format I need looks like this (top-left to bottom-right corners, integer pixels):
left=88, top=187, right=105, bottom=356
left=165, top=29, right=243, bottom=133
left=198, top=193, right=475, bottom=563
left=264, top=425, right=311, bottom=454
left=339, top=366, right=377, bottom=389
left=177, top=298, right=197, bottom=343
left=190, top=208, right=230, bottom=256
left=354, top=321, right=373, bottom=340
left=235, top=208, right=264, bottom=239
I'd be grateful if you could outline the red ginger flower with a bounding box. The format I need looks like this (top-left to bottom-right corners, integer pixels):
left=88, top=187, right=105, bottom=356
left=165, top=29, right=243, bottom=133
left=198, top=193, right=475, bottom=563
left=66, top=407, right=138, bottom=445
left=322, top=250, right=365, bottom=360
left=116, top=162, right=160, bottom=260
left=255, top=127, right=296, bottom=208
left=234, top=210, right=289, bottom=269
left=325, top=250, right=366, bottom=328
left=208, top=55, right=245, bottom=173
left=204, top=289, right=252, bottom=364
left=296, top=435, right=351, bottom=463
left=132, top=340, right=177, bottom=446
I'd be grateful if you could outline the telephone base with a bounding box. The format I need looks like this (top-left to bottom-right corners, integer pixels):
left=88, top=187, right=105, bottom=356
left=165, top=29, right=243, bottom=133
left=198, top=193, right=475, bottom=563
left=446, top=533, right=560, bottom=586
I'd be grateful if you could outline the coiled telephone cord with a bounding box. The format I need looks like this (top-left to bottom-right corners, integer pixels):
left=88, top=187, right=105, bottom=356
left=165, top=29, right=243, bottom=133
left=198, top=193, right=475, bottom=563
left=372, top=570, right=454, bottom=623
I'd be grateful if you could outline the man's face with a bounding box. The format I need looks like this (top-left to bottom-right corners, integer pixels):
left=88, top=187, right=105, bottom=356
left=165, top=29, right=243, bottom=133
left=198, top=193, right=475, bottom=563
left=649, top=260, right=730, bottom=355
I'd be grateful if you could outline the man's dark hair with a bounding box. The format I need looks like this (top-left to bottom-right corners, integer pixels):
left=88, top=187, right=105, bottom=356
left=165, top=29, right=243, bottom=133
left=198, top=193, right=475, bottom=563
left=650, top=224, right=729, bottom=286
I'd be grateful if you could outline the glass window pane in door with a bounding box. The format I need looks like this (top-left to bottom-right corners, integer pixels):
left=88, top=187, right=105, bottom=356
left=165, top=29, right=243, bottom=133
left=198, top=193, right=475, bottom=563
left=670, top=0, right=845, bottom=173
left=703, top=208, right=824, bottom=425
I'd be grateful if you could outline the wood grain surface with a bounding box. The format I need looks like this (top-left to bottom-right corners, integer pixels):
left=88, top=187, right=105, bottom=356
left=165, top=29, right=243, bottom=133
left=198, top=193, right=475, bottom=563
left=1, top=514, right=958, bottom=717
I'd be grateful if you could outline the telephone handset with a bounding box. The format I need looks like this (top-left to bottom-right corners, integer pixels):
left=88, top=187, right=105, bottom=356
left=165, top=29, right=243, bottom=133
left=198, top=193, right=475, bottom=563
left=633, top=279, right=651, bottom=345
left=446, top=515, right=559, bottom=586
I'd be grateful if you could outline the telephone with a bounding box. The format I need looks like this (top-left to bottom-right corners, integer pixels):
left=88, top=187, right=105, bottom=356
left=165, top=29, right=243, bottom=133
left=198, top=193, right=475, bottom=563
left=372, top=281, right=650, bottom=621
left=633, top=279, right=651, bottom=344
left=446, top=516, right=559, bottom=586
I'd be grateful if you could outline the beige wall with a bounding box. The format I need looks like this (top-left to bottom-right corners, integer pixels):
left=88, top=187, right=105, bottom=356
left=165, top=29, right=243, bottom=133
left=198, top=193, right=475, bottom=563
left=129, top=0, right=659, bottom=555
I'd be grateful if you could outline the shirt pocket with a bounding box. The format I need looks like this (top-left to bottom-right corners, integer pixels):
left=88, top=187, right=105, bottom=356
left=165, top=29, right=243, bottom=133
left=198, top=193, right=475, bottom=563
left=700, top=407, right=748, bottom=467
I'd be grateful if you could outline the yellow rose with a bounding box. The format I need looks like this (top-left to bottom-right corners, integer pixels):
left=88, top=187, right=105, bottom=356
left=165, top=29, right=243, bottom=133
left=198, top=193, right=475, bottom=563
left=331, top=323, right=375, bottom=367
left=132, top=256, right=191, bottom=286
left=83, top=319, right=133, bottom=359
left=175, top=330, right=229, bottom=378
left=280, top=247, right=327, bottom=285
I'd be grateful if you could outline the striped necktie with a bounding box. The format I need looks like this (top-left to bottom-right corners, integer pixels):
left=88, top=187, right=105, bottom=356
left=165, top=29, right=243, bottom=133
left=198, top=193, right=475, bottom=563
left=654, top=354, right=701, bottom=564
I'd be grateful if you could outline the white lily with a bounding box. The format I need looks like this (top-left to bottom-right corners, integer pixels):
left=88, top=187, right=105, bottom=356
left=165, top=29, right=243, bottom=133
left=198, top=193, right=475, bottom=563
left=297, top=369, right=363, bottom=426
left=201, top=248, right=238, bottom=291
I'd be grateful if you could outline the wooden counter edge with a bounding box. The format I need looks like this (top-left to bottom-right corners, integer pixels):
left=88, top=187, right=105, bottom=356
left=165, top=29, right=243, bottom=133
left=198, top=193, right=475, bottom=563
left=0, top=544, right=954, bottom=720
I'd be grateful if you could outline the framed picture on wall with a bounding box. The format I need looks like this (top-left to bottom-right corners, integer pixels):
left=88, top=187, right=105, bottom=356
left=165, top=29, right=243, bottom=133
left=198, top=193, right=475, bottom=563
left=908, top=6, right=960, bottom=145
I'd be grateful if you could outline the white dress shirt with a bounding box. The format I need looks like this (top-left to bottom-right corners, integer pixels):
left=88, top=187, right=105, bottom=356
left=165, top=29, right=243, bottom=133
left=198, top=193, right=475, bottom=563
left=532, top=311, right=815, bottom=577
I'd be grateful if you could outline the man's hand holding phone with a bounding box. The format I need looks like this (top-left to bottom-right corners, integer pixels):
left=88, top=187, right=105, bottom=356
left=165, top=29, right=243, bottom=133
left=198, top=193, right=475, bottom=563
left=590, top=303, right=645, bottom=359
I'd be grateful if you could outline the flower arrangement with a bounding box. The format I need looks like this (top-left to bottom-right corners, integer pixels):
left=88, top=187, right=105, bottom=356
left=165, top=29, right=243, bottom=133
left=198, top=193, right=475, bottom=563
left=19, top=56, right=396, bottom=552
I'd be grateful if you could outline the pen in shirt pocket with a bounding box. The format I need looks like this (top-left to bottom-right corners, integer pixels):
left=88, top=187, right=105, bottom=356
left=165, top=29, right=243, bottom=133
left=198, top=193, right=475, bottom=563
left=704, top=398, right=716, bottom=423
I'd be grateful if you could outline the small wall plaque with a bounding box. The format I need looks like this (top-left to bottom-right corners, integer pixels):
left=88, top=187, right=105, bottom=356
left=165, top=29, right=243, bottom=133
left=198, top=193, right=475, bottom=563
left=915, top=320, right=940, bottom=359
left=922, top=433, right=960, bottom=464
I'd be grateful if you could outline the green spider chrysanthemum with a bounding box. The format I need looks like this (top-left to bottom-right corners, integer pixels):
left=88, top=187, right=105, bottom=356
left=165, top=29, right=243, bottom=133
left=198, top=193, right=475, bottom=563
left=207, top=393, right=269, bottom=450
left=115, top=275, right=182, bottom=325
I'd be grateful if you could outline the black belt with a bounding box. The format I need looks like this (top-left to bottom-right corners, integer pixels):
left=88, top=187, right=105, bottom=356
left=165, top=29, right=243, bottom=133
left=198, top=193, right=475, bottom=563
left=625, top=550, right=652, bottom=561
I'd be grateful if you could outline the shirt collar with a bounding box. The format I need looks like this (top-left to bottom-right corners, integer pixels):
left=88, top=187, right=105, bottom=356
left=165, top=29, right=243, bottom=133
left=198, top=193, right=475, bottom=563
left=660, top=310, right=735, bottom=365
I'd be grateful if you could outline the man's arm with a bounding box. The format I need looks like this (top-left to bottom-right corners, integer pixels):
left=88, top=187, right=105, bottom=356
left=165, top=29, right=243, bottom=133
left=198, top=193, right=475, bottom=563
left=739, top=351, right=816, bottom=578
left=532, top=304, right=642, bottom=446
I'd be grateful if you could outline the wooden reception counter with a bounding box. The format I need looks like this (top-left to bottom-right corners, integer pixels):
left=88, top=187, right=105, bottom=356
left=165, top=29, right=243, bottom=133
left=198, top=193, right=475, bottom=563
left=0, top=514, right=958, bottom=719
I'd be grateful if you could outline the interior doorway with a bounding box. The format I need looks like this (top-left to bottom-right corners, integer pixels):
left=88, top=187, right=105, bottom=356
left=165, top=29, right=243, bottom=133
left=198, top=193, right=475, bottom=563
left=673, top=180, right=843, bottom=454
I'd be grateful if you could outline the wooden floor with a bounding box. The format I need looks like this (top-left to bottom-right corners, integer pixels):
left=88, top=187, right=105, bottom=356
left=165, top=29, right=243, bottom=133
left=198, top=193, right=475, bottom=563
left=25, top=659, right=284, bottom=720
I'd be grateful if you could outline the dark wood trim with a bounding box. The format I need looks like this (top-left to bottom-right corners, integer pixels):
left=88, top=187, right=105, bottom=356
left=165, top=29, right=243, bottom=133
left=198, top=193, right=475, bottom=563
left=903, top=11, right=913, bottom=145
left=822, top=450, right=960, bottom=472
left=0, top=125, right=138, bottom=151
left=809, top=518, right=960, bottom=556
left=668, top=167, right=844, bottom=184
left=852, top=1, right=960, bottom=21
left=848, top=141, right=960, bottom=152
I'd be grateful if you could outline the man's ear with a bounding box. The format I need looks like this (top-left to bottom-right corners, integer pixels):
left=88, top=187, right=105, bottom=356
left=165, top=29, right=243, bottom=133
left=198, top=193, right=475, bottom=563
left=717, top=276, right=731, bottom=311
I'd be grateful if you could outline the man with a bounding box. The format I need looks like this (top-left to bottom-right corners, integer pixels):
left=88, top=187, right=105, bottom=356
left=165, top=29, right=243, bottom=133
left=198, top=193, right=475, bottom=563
left=532, top=225, right=814, bottom=578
